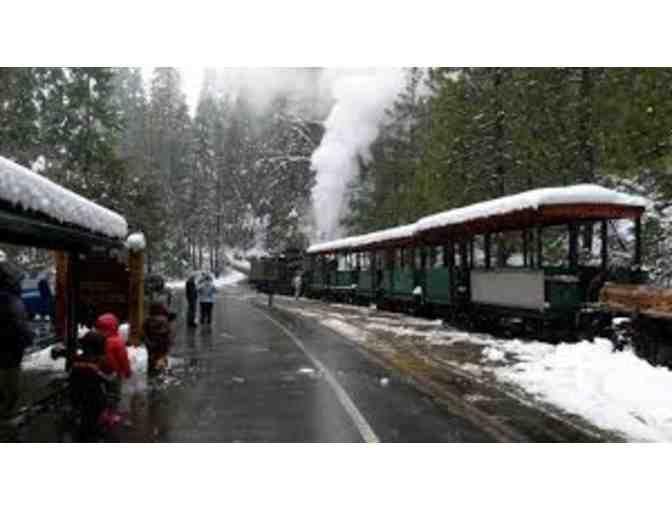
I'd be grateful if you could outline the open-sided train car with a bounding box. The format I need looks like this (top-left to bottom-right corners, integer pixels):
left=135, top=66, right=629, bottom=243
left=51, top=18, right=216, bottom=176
left=305, top=184, right=648, bottom=340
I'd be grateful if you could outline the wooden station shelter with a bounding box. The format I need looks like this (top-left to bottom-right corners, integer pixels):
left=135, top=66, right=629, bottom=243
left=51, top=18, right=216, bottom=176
left=0, top=156, right=144, bottom=363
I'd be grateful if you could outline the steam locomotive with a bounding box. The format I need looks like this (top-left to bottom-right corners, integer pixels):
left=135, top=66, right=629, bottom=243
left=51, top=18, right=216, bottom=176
left=249, top=184, right=672, bottom=368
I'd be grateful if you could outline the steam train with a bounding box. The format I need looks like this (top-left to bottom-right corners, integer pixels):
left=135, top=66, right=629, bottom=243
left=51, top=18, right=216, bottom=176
left=249, top=184, right=672, bottom=368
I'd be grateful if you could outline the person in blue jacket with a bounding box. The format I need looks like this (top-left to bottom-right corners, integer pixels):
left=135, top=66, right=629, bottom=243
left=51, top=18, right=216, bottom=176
left=197, top=274, right=217, bottom=325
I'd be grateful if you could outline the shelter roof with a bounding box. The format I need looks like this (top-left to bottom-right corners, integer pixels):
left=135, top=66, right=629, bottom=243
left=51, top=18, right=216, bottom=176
left=0, top=156, right=128, bottom=251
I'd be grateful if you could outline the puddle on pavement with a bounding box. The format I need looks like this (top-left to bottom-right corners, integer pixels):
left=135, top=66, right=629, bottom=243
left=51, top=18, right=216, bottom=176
left=296, top=367, right=322, bottom=380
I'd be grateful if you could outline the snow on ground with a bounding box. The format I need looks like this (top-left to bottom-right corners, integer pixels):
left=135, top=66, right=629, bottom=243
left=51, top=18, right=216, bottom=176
left=23, top=346, right=66, bottom=371
left=485, top=338, right=672, bottom=442
left=277, top=298, right=672, bottom=442
left=321, top=318, right=368, bottom=343
left=214, top=269, right=246, bottom=287
left=227, top=257, right=251, bottom=275
left=166, top=268, right=247, bottom=290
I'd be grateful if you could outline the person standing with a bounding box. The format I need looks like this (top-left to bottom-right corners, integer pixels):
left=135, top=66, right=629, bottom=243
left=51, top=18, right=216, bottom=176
left=95, top=313, right=131, bottom=408
left=197, top=274, right=217, bottom=325
left=185, top=273, right=198, bottom=327
left=292, top=271, right=303, bottom=300
left=0, top=263, right=34, bottom=426
left=143, top=302, right=175, bottom=378
left=69, top=331, right=114, bottom=441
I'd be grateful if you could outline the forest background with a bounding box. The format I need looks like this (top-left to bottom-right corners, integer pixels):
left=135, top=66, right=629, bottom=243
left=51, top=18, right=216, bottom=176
left=2, top=68, right=672, bottom=284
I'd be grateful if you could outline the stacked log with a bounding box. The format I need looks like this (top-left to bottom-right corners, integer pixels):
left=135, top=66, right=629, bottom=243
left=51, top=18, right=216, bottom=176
left=600, top=283, right=672, bottom=318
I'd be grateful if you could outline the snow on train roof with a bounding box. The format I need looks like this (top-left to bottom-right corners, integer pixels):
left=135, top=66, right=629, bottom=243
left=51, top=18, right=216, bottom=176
left=308, top=184, right=646, bottom=254
left=0, top=155, right=128, bottom=239
left=307, top=224, right=416, bottom=253
left=415, top=184, right=647, bottom=233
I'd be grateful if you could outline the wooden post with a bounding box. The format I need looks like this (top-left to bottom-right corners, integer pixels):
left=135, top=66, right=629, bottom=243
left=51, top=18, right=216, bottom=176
left=128, top=248, right=145, bottom=346
left=66, top=251, right=81, bottom=369
left=54, top=251, right=69, bottom=342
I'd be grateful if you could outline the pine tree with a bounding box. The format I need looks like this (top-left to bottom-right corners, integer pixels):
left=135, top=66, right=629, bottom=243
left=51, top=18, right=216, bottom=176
left=0, top=68, right=41, bottom=166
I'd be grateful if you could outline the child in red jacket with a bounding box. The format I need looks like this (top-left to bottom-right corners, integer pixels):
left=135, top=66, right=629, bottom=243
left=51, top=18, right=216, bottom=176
left=95, top=313, right=131, bottom=408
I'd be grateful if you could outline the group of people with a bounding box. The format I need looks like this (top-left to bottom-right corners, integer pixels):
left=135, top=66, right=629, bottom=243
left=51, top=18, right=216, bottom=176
left=185, top=272, right=218, bottom=327
left=1, top=264, right=218, bottom=440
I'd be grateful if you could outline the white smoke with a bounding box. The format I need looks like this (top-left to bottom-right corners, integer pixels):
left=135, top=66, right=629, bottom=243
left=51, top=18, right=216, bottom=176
left=310, top=68, right=405, bottom=242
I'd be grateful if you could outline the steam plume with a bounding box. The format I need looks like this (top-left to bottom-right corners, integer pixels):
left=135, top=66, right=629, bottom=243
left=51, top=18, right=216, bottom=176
left=310, top=68, right=405, bottom=242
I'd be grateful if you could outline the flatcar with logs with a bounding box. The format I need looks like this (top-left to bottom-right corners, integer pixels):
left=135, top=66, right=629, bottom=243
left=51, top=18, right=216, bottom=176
left=251, top=184, right=672, bottom=368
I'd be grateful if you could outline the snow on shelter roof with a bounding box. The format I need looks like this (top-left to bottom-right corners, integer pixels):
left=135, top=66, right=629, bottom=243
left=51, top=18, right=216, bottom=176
left=0, top=156, right=128, bottom=240
left=308, top=184, right=646, bottom=254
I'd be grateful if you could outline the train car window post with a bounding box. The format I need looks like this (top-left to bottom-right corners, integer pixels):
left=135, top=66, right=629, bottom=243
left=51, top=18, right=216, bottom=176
left=484, top=233, right=491, bottom=269
left=460, top=241, right=469, bottom=270
left=536, top=226, right=543, bottom=269
left=601, top=220, right=608, bottom=270
left=569, top=222, right=579, bottom=270
left=453, top=243, right=461, bottom=268
left=469, top=239, right=474, bottom=269
left=497, top=232, right=508, bottom=267
left=634, top=216, right=642, bottom=268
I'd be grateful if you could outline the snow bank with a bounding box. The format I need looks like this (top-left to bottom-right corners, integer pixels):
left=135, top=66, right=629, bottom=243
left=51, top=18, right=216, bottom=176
left=23, top=346, right=66, bottom=371
left=0, top=155, right=128, bottom=239
left=166, top=269, right=246, bottom=290
left=165, top=279, right=185, bottom=290
left=228, top=257, right=251, bottom=275
left=482, top=338, right=672, bottom=441
left=214, top=269, right=246, bottom=287
left=321, top=318, right=368, bottom=343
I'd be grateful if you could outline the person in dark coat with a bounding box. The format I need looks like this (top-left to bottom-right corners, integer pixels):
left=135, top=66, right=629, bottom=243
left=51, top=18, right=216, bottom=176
left=185, top=274, right=198, bottom=327
left=143, top=302, right=175, bottom=378
left=69, top=331, right=114, bottom=441
left=0, top=262, right=34, bottom=422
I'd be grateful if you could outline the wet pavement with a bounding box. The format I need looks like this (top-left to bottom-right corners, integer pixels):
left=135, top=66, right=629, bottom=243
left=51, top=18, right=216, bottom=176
left=7, top=285, right=498, bottom=442
left=121, top=288, right=494, bottom=442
